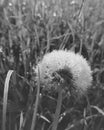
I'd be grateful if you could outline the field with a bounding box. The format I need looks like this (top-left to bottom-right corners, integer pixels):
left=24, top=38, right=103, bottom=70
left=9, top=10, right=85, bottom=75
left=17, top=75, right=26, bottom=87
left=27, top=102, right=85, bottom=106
left=0, top=0, right=104, bottom=130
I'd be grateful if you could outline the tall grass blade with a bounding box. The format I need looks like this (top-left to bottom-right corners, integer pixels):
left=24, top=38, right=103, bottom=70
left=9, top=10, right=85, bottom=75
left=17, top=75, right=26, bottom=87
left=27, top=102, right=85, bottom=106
left=19, top=111, right=24, bottom=130
left=2, top=70, right=14, bottom=130
left=91, top=105, right=104, bottom=116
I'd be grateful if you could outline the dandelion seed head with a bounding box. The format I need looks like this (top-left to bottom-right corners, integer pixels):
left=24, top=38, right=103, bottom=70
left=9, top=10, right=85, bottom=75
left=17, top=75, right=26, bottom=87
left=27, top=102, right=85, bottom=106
left=35, top=50, right=92, bottom=94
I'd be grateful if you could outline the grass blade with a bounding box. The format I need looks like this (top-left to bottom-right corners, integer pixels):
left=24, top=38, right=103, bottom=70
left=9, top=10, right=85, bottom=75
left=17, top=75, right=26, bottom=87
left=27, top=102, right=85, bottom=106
left=91, top=105, right=104, bottom=116
left=30, top=66, right=41, bottom=130
left=2, top=70, right=14, bottom=130
left=19, top=111, right=24, bottom=130
left=52, top=86, right=63, bottom=130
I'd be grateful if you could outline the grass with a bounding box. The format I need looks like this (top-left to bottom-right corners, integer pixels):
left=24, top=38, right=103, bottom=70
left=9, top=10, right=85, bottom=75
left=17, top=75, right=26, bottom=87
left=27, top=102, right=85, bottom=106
left=30, top=66, right=41, bottom=130
left=2, top=70, right=14, bottom=130
left=0, top=0, right=104, bottom=130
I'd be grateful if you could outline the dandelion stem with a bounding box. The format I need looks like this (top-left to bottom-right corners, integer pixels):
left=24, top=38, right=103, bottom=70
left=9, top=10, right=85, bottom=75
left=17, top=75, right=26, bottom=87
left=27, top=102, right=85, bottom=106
left=52, top=85, right=63, bottom=130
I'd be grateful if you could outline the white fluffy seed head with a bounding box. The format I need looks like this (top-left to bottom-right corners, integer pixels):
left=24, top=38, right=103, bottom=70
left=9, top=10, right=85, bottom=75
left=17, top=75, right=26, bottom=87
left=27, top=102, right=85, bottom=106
left=35, top=50, right=92, bottom=94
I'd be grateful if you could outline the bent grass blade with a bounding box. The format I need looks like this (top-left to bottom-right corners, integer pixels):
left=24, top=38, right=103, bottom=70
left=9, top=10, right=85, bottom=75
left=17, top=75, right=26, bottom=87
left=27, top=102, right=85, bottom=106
left=2, top=70, right=14, bottom=130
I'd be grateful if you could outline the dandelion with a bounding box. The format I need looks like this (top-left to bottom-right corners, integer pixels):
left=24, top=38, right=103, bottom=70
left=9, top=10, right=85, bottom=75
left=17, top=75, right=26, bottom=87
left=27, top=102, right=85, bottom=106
left=35, top=50, right=92, bottom=130
left=35, top=50, right=92, bottom=93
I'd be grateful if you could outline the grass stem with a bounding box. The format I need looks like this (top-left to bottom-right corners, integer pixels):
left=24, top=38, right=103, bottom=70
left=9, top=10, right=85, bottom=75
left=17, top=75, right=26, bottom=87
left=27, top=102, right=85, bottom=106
left=52, top=86, right=63, bottom=130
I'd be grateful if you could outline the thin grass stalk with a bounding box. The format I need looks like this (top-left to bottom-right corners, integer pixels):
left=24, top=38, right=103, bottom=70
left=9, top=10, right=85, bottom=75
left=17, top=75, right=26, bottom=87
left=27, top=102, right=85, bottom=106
left=30, top=66, right=41, bottom=130
left=34, top=0, right=37, bottom=16
left=8, top=112, right=11, bottom=130
left=17, top=0, right=22, bottom=28
left=34, top=25, right=39, bottom=46
left=20, top=105, right=31, bottom=130
left=68, top=22, right=75, bottom=44
left=78, top=0, right=85, bottom=54
left=30, top=0, right=35, bottom=17
left=19, top=111, right=24, bottom=130
left=79, top=19, right=84, bottom=55
left=59, top=21, right=74, bottom=49
left=84, top=93, right=93, bottom=129
left=59, top=29, right=70, bottom=50
left=2, top=70, right=14, bottom=130
left=46, top=25, right=50, bottom=53
left=52, top=85, right=63, bottom=130
left=16, top=76, right=34, bottom=130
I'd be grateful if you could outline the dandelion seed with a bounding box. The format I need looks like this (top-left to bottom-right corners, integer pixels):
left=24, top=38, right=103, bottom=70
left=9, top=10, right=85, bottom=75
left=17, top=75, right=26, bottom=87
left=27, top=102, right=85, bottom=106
left=35, top=50, right=92, bottom=94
